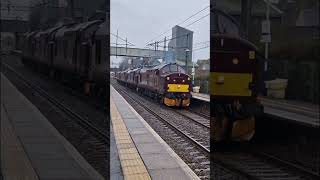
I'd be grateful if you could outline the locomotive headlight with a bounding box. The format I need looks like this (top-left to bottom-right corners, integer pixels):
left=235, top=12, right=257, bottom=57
left=188, top=77, right=190, bottom=81
left=249, top=51, right=255, bottom=59
left=217, top=76, right=224, bottom=83
left=182, top=80, right=185, bottom=83
left=167, top=77, right=170, bottom=80
left=173, top=79, right=176, bottom=82
left=232, top=58, right=239, bottom=64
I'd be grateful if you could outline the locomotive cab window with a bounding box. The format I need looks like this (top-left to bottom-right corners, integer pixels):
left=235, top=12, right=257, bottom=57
left=170, top=64, right=185, bottom=73
left=161, top=64, right=186, bottom=74
left=161, top=66, right=170, bottom=74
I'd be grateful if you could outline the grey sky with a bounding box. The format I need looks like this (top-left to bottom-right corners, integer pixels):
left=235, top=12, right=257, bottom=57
left=111, top=0, right=209, bottom=66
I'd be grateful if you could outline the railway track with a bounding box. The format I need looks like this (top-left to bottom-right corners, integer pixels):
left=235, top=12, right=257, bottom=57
left=173, top=109, right=210, bottom=129
left=113, top=81, right=257, bottom=179
left=2, top=62, right=109, bottom=178
left=113, top=80, right=320, bottom=180
left=2, top=62, right=109, bottom=144
left=113, top=81, right=211, bottom=179
left=114, top=82, right=210, bottom=151
left=252, top=141, right=320, bottom=179
left=214, top=150, right=319, bottom=180
left=129, top=92, right=210, bottom=152
left=188, top=105, right=210, bottom=120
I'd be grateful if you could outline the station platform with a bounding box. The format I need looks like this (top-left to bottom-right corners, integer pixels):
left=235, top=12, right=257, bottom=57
left=110, top=86, right=199, bottom=180
left=1, top=73, right=104, bottom=180
left=191, top=92, right=210, bottom=102
left=191, top=92, right=319, bottom=127
left=262, top=97, right=319, bottom=127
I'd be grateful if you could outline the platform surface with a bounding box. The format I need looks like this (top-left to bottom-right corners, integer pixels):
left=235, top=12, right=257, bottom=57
left=191, top=92, right=210, bottom=102
left=1, top=73, right=104, bottom=180
left=110, top=124, right=124, bottom=180
left=260, top=97, right=319, bottom=127
left=191, top=92, right=319, bottom=127
left=111, top=86, right=200, bottom=180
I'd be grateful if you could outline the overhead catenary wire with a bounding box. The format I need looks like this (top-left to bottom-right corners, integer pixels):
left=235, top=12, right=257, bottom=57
left=148, top=34, right=209, bottom=49
left=147, top=12, right=209, bottom=48
left=193, top=45, right=209, bottom=52
left=154, top=44, right=209, bottom=51
left=145, top=5, right=209, bottom=45
left=156, top=45, right=209, bottom=60
left=110, top=43, right=135, bottom=46
left=110, top=33, right=135, bottom=46
left=151, top=39, right=209, bottom=50
left=147, top=33, right=190, bottom=46
left=184, top=13, right=209, bottom=28
left=193, top=40, right=209, bottom=46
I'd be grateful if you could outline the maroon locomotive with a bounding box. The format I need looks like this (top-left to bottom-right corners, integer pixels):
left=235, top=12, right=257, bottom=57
left=116, top=63, right=192, bottom=107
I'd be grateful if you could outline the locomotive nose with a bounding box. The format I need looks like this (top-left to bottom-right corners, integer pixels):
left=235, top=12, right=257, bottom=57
left=166, top=74, right=190, bottom=93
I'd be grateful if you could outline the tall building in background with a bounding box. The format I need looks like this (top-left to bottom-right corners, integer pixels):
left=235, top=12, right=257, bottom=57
left=166, top=25, right=193, bottom=68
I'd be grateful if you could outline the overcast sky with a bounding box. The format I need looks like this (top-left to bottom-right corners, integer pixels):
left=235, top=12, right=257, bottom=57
left=111, top=0, right=209, bottom=66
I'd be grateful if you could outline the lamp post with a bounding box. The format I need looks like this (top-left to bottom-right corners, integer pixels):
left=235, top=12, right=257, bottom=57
left=185, top=48, right=190, bottom=74
left=192, top=61, right=195, bottom=85
left=260, top=0, right=283, bottom=71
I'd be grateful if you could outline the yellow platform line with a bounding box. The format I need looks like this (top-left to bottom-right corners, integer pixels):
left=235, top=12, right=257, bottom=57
left=110, top=98, right=151, bottom=180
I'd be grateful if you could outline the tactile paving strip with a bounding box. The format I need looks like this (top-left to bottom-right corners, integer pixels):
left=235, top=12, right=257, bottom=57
left=110, top=99, right=151, bottom=180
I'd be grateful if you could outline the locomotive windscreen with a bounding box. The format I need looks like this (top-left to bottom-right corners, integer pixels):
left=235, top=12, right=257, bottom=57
left=212, top=8, right=240, bottom=37
left=169, top=65, right=185, bottom=73
left=162, top=64, right=186, bottom=74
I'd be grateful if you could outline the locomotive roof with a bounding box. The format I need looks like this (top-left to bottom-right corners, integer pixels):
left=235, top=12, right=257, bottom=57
left=121, top=69, right=130, bottom=73
left=24, top=31, right=38, bottom=39
left=54, top=20, right=102, bottom=39
left=139, top=66, right=152, bottom=73
left=130, top=67, right=142, bottom=72
left=126, top=69, right=134, bottom=73
left=150, top=63, right=179, bottom=70
left=94, top=22, right=107, bottom=38
left=42, top=25, right=63, bottom=36
left=31, top=26, right=63, bottom=40
left=34, top=31, right=45, bottom=39
left=67, top=20, right=102, bottom=32
left=55, top=25, right=74, bottom=38
left=125, top=67, right=140, bottom=73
